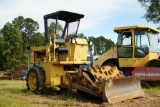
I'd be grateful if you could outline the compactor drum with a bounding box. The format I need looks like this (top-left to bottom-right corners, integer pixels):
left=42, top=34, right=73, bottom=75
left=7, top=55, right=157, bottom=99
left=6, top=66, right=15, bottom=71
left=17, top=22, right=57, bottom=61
left=26, top=11, right=144, bottom=103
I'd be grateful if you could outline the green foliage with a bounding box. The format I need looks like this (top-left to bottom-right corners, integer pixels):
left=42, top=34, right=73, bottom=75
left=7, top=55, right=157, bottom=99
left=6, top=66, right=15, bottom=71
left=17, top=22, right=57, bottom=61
left=48, top=22, right=63, bottom=38
left=143, top=86, right=160, bottom=94
left=1, top=22, right=23, bottom=70
left=138, top=0, right=160, bottom=24
left=0, top=80, right=79, bottom=107
left=0, top=98, right=30, bottom=107
left=0, top=32, right=6, bottom=70
left=0, top=80, right=27, bottom=94
left=0, top=16, right=115, bottom=70
left=30, top=32, right=45, bottom=46
left=0, top=16, right=44, bottom=70
left=51, top=98, right=76, bottom=107
left=24, top=18, right=39, bottom=35
left=77, top=33, right=87, bottom=39
left=88, top=36, right=115, bottom=55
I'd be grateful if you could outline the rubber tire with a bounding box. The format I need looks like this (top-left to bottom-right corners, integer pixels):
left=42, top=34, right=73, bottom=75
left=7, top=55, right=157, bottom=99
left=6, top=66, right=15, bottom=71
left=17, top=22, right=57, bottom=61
left=27, top=66, right=45, bottom=93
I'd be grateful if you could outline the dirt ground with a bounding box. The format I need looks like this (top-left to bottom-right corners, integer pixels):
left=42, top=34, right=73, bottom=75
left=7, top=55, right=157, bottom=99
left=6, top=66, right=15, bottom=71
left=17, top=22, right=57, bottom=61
left=78, top=90, right=160, bottom=107
left=0, top=80, right=160, bottom=107
left=2, top=89, right=160, bottom=107
left=101, top=90, right=160, bottom=107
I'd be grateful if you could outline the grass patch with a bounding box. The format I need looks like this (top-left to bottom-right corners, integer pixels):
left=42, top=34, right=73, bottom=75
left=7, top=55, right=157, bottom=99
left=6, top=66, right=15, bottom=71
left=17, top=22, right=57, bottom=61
left=143, top=86, right=160, bottom=94
left=61, top=90, right=80, bottom=98
left=3, top=80, right=160, bottom=107
left=0, top=80, right=33, bottom=95
left=43, top=86, right=83, bottom=100
left=1, top=88, right=22, bottom=94
left=44, top=87, right=83, bottom=106
left=0, top=80, right=25, bottom=94
left=0, top=80, right=33, bottom=106
left=51, top=98, right=76, bottom=107
left=43, top=86, right=60, bottom=95
left=0, top=80, right=83, bottom=107
left=141, top=82, right=160, bottom=94
left=0, top=97, right=30, bottom=107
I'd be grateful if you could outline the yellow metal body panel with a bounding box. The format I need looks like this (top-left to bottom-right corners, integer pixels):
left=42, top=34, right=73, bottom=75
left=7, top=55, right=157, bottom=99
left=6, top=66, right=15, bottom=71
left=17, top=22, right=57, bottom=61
left=75, top=38, right=88, bottom=44
left=66, top=38, right=88, bottom=61
left=59, top=61, right=90, bottom=64
left=93, top=47, right=117, bottom=67
left=116, top=25, right=160, bottom=67
left=31, top=46, right=46, bottom=51
left=30, top=46, right=46, bottom=63
left=29, top=37, right=90, bottom=86
left=41, top=63, right=66, bottom=86
left=30, top=38, right=89, bottom=63
left=119, top=52, right=160, bottom=67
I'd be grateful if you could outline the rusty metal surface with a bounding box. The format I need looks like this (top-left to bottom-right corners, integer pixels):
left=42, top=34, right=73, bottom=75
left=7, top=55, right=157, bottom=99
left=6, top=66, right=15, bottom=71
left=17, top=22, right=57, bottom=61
left=88, top=66, right=124, bottom=82
left=102, top=76, right=144, bottom=103
left=71, top=83, right=102, bottom=98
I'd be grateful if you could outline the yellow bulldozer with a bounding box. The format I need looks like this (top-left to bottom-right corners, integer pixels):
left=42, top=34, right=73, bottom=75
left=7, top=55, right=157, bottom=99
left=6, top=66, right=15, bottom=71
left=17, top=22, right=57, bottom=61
left=26, top=11, right=144, bottom=103
left=93, top=25, right=160, bottom=86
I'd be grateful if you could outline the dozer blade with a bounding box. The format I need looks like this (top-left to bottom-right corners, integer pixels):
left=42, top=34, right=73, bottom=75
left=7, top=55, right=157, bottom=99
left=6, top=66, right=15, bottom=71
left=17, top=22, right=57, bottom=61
left=102, top=76, right=144, bottom=103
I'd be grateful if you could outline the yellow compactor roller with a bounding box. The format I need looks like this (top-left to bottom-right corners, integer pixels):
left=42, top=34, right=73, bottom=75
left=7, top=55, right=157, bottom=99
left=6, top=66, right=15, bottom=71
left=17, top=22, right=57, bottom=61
left=26, top=11, right=144, bottom=103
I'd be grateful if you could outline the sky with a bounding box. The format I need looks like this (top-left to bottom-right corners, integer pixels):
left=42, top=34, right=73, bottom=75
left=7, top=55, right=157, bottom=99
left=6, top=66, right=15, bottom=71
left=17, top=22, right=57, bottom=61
left=0, top=0, right=159, bottom=43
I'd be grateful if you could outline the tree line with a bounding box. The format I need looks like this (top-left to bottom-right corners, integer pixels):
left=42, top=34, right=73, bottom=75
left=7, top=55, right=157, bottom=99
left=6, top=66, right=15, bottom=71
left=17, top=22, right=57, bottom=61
left=0, top=16, right=115, bottom=71
left=138, top=0, right=160, bottom=28
left=1, top=0, right=159, bottom=71
left=0, top=16, right=45, bottom=71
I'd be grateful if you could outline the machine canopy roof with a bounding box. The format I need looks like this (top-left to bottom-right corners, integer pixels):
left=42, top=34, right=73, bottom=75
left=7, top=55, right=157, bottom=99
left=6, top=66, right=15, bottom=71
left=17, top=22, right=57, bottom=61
left=44, top=10, right=84, bottom=22
left=114, top=25, right=160, bottom=33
